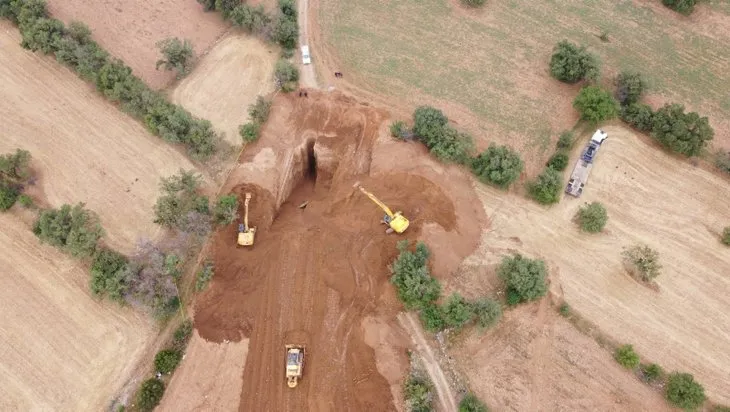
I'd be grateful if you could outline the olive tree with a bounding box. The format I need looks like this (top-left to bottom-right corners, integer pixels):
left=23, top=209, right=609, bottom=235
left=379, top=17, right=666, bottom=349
left=622, top=244, right=661, bottom=281
left=470, top=144, right=524, bottom=189
left=497, top=254, right=548, bottom=304
left=621, top=103, right=654, bottom=132
left=575, top=202, right=608, bottom=233
left=390, top=240, right=441, bottom=310
left=472, top=297, right=502, bottom=329
left=615, top=71, right=647, bottom=106
left=549, top=40, right=600, bottom=83
left=651, top=103, right=713, bottom=157
left=33, top=203, right=104, bottom=258
left=573, top=86, right=619, bottom=123
left=137, top=379, right=165, bottom=411
left=154, top=349, right=182, bottom=374
left=528, top=167, right=563, bottom=205
left=441, top=293, right=474, bottom=329
left=665, top=372, right=706, bottom=410
left=156, top=37, right=195, bottom=78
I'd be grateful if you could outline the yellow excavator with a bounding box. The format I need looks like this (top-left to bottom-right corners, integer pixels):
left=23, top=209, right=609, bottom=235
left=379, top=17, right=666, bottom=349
left=354, top=183, right=410, bottom=234
left=237, top=193, right=256, bottom=246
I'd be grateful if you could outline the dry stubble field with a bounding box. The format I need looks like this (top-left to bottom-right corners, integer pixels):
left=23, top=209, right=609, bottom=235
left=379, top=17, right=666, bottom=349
left=320, top=0, right=730, bottom=171
left=452, top=126, right=730, bottom=403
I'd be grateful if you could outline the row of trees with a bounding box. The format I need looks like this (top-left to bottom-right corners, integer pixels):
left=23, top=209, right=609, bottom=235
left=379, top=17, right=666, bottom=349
left=0, top=1, right=219, bottom=160
left=239, top=96, right=273, bottom=142
left=0, top=149, right=34, bottom=211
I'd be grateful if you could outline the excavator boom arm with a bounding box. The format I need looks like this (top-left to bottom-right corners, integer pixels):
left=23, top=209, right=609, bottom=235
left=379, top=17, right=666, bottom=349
left=359, top=187, right=395, bottom=218
left=244, top=194, right=251, bottom=230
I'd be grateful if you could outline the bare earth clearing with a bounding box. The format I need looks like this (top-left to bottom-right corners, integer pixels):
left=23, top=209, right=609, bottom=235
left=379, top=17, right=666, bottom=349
left=0, top=214, right=155, bottom=411
left=0, top=22, right=205, bottom=254
left=46, top=0, right=229, bottom=90
left=172, top=34, right=278, bottom=145
left=454, top=125, right=730, bottom=403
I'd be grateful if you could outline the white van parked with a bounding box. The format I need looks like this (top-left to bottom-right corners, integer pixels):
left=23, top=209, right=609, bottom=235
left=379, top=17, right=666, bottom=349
left=301, top=45, right=311, bottom=65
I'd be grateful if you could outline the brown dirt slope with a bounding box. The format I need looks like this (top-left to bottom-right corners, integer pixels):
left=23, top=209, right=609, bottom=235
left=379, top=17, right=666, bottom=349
left=194, top=91, right=486, bottom=411
left=0, top=22, right=204, bottom=253
left=0, top=214, right=155, bottom=411
left=46, top=0, right=229, bottom=90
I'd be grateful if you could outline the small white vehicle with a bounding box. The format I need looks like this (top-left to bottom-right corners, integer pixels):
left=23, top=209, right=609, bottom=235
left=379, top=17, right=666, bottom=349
left=301, top=45, right=311, bottom=65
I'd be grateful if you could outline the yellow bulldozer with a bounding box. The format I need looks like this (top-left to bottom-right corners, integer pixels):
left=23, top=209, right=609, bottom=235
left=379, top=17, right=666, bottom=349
left=285, top=344, right=305, bottom=388
left=237, top=193, right=256, bottom=246
left=354, top=183, right=409, bottom=234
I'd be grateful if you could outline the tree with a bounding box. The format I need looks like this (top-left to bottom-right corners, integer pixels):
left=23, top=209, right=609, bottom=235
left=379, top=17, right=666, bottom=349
left=137, top=379, right=165, bottom=411
left=497, top=254, right=548, bottom=304
left=556, top=131, right=574, bottom=150
left=471, top=297, right=502, bottom=329
left=230, top=4, right=270, bottom=33
left=173, top=319, right=193, bottom=349
left=0, top=148, right=32, bottom=182
left=274, top=59, right=299, bottom=91
left=215, top=0, right=240, bottom=18
left=248, top=95, right=272, bottom=124
left=239, top=122, right=260, bottom=142
left=622, top=244, right=661, bottom=282
left=390, top=241, right=441, bottom=310
left=651, top=103, right=713, bottom=157
left=33, top=203, right=104, bottom=257
left=153, top=170, right=210, bottom=231
left=716, top=150, right=730, bottom=175
left=621, top=103, right=654, bottom=132
left=154, top=349, right=182, bottom=374
left=546, top=151, right=569, bottom=171
left=419, top=302, right=446, bottom=332
left=413, top=106, right=448, bottom=148
left=528, top=167, right=563, bottom=205
left=273, top=16, right=298, bottom=49
left=721, top=227, right=730, bottom=246
left=156, top=38, right=194, bottom=78
left=573, top=86, right=619, bottom=123
left=641, top=363, right=664, bottom=382
left=615, top=71, right=646, bottom=106
left=665, top=372, right=706, bottom=410
left=459, top=393, right=488, bottom=412
left=442, top=293, right=475, bottom=329
left=575, top=202, right=608, bottom=233
left=662, top=0, right=696, bottom=15
left=20, top=17, right=65, bottom=54
left=404, top=373, right=434, bottom=412
left=90, top=248, right=130, bottom=301
left=213, top=194, right=238, bottom=225
left=470, top=144, right=524, bottom=188
left=614, top=344, right=640, bottom=369
left=428, top=126, right=474, bottom=164
left=0, top=183, right=19, bottom=211
left=549, top=40, right=600, bottom=84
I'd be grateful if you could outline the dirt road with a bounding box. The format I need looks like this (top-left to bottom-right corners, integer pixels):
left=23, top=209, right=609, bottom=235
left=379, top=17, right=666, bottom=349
left=298, top=0, right=318, bottom=88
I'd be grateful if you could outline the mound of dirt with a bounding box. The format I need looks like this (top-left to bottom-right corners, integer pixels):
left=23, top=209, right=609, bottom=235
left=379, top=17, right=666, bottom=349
left=194, top=91, right=487, bottom=411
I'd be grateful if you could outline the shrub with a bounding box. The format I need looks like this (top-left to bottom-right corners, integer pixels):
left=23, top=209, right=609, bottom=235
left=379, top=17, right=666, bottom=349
left=273, top=16, right=298, bottom=49
left=573, top=86, right=619, bottom=123
left=419, top=302, right=446, bottom=332
left=721, top=227, right=730, bottom=246
left=154, top=349, right=182, bottom=374
left=0, top=148, right=32, bottom=181
left=390, top=120, right=408, bottom=139
left=153, top=170, right=210, bottom=231
left=662, top=0, right=696, bottom=15
left=248, top=96, right=272, bottom=124
left=665, top=372, right=706, bottom=410
left=716, top=151, right=730, bottom=175
left=390, top=240, right=441, bottom=310
left=213, top=194, right=238, bottom=225
left=413, top=106, right=448, bottom=146
left=546, top=151, right=569, bottom=171
left=459, top=393, right=488, bottom=412
left=472, top=297, right=502, bottom=329
left=641, top=363, right=664, bottom=382
left=497, top=254, right=548, bottom=304
left=230, top=4, right=270, bottom=34
left=556, top=131, right=575, bottom=150
left=274, top=59, right=299, bottom=91
left=622, top=244, right=661, bottom=282
left=156, top=37, right=194, bottom=78
left=505, top=288, right=521, bottom=306
left=471, top=144, right=524, bottom=188
left=558, top=303, right=570, bottom=317
left=428, top=126, right=474, bottom=165
left=651, top=103, right=713, bottom=157
left=460, top=0, right=486, bottom=7
left=18, top=193, right=33, bottom=208
left=404, top=373, right=434, bottom=412
left=239, top=122, right=261, bottom=143
left=90, top=248, right=130, bottom=301
left=20, top=17, right=65, bottom=54
left=442, top=293, right=475, bottom=329
left=173, top=319, right=193, bottom=349
left=549, top=40, right=600, bottom=84
left=0, top=183, right=19, bottom=211
left=575, top=202, right=608, bottom=233
left=528, top=167, right=563, bottom=205
left=614, top=344, right=640, bottom=369
left=33, top=203, right=104, bottom=257
left=620, top=103, right=654, bottom=132
left=615, top=71, right=646, bottom=106
left=197, top=0, right=217, bottom=11
left=195, top=262, right=215, bottom=291
left=136, top=379, right=165, bottom=411
left=215, top=0, right=240, bottom=18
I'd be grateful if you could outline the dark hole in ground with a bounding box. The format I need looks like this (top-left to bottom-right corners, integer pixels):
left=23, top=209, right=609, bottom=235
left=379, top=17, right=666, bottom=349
left=306, top=140, right=317, bottom=181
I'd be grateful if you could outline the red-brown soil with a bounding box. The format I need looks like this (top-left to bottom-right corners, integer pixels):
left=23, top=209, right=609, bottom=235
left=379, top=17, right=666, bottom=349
left=194, top=91, right=486, bottom=410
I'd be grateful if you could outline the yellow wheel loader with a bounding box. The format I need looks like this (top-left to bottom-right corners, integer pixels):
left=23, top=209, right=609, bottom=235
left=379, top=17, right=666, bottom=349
left=354, top=183, right=410, bottom=234
left=285, top=344, right=305, bottom=388
left=237, top=193, right=256, bottom=246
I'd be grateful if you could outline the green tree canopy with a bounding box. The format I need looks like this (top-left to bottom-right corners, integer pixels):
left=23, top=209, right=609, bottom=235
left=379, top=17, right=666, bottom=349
left=154, top=349, right=182, bottom=374
left=213, top=194, right=239, bottom=225
left=573, top=86, right=619, bottom=123
left=651, top=103, right=713, bottom=157
left=472, top=297, right=502, bottom=329
left=662, top=0, right=696, bottom=15
left=620, top=103, right=654, bottom=132
left=546, top=151, right=569, bottom=172
left=442, top=293, right=475, bottom=329
left=470, top=144, right=524, bottom=188
left=459, top=393, right=489, bottom=412
left=390, top=241, right=441, bottom=310
left=575, top=202, right=608, bottom=233
left=665, top=372, right=706, bottom=410
left=615, top=71, right=646, bottom=106
left=90, top=248, right=130, bottom=301
left=528, top=167, right=563, bottom=205
left=156, top=37, right=195, bottom=78
left=497, top=254, right=548, bottom=304
left=137, top=379, right=165, bottom=411
left=614, top=344, right=640, bottom=369
left=549, top=40, right=600, bottom=84
left=33, top=203, right=104, bottom=257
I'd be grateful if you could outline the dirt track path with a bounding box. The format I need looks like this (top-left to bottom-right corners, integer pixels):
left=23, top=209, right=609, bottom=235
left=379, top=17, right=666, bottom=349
left=298, top=0, right=318, bottom=89
left=398, top=313, right=457, bottom=412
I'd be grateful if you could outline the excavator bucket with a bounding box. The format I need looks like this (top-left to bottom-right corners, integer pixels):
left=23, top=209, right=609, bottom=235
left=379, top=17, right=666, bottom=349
left=237, top=193, right=256, bottom=246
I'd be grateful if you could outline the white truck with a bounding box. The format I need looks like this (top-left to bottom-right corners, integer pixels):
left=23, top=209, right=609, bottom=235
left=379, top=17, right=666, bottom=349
left=565, top=129, right=608, bottom=198
left=301, top=45, right=311, bottom=65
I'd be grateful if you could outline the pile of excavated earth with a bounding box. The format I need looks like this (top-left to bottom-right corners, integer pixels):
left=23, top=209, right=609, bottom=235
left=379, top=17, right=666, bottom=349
left=194, top=91, right=486, bottom=410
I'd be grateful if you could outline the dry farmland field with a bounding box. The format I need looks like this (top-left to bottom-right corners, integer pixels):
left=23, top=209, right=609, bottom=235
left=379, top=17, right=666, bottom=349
left=320, top=0, right=730, bottom=169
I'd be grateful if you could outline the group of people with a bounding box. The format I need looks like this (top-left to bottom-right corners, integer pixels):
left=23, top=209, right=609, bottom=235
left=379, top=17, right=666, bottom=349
left=298, top=90, right=308, bottom=97
left=334, top=72, right=343, bottom=78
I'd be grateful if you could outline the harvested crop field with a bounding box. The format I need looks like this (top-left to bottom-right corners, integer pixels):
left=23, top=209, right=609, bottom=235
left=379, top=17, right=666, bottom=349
left=193, top=91, right=486, bottom=410
left=46, top=0, right=229, bottom=90
left=453, top=125, right=730, bottom=403
left=0, top=213, right=155, bottom=411
left=172, top=34, right=278, bottom=145
left=319, top=0, right=730, bottom=169
left=0, top=22, right=205, bottom=253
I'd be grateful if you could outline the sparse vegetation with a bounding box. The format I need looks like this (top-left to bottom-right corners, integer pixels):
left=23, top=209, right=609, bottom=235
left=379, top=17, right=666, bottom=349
left=274, top=59, right=299, bottom=92
left=621, top=103, right=655, bottom=132
left=404, top=371, right=434, bottom=412
left=575, top=202, right=608, bottom=233
left=196, top=261, right=215, bottom=291
left=549, top=40, right=600, bottom=84
left=156, top=37, right=194, bottom=78
left=721, top=227, right=730, bottom=246
left=615, top=71, right=647, bottom=106
left=390, top=120, right=410, bottom=140
left=558, top=303, right=570, bottom=317
left=153, top=170, right=211, bottom=234
left=622, top=244, right=661, bottom=282
left=239, top=96, right=272, bottom=142
left=17, top=193, right=33, bottom=208
left=665, top=372, right=706, bottom=410
left=546, top=151, right=569, bottom=171
left=470, top=144, right=524, bottom=189
left=459, top=393, right=489, bottom=412
left=651, top=103, right=713, bottom=157
left=441, top=293, right=475, bottom=329
left=614, top=344, right=640, bottom=369
left=154, top=349, right=182, bottom=374
left=472, top=297, right=502, bottom=329
left=573, top=86, right=619, bottom=123
left=528, top=167, right=563, bottom=205
left=390, top=240, right=440, bottom=310
left=136, top=378, right=165, bottom=411
left=213, top=194, right=239, bottom=225
left=662, top=0, right=696, bottom=15
left=497, top=254, right=548, bottom=305
left=33, top=203, right=104, bottom=258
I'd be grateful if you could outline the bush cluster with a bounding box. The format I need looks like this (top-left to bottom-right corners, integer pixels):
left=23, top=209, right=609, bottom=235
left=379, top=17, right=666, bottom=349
left=665, top=372, right=706, bottom=409
left=412, top=106, right=475, bottom=164
left=614, top=344, right=640, bottom=369
left=390, top=240, right=440, bottom=310
left=173, top=319, right=194, bottom=349
left=470, top=144, right=524, bottom=189
left=33, top=203, right=104, bottom=257
left=575, top=202, right=608, bottom=233
left=154, top=348, right=183, bottom=374
left=662, top=0, right=696, bottom=15
left=497, top=253, right=548, bottom=305
left=239, top=96, right=272, bottom=142
left=390, top=120, right=411, bottom=140
left=195, top=261, right=215, bottom=291
left=136, top=378, right=165, bottom=411
left=622, top=244, right=661, bottom=282
left=615, top=71, right=646, bottom=106
left=2, top=2, right=218, bottom=159
left=213, top=194, right=239, bottom=225
left=573, top=86, right=619, bottom=123
left=546, top=151, right=569, bottom=172
left=403, top=372, right=434, bottom=412
left=90, top=248, right=131, bottom=301
left=274, top=59, right=300, bottom=92
left=471, top=297, right=502, bottom=329
left=153, top=169, right=211, bottom=235
left=0, top=149, right=33, bottom=211
left=651, top=103, right=713, bottom=157
left=549, top=40, right=600, bottom=84
left=459, top=393, right=489, bottom=412
left=640, top=363, right=664, bottom=382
